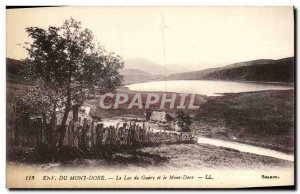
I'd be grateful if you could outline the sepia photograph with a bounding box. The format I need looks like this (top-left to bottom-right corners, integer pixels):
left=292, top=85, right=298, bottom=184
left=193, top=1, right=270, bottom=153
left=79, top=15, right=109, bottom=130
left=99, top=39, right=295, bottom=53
left=6, top=6, right=295, bottom=188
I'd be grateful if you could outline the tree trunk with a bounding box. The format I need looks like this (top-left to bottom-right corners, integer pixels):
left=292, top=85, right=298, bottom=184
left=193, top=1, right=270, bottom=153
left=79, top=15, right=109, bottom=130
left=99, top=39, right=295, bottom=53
left=58, top=108, right=71, bottom=149
left=41, top=113, right=48, bottom=145
left=58, top=80, right=72, bottom=149
left=48, top=102, right=57, bottom=153
left=73, top=105, right=80, bottom=122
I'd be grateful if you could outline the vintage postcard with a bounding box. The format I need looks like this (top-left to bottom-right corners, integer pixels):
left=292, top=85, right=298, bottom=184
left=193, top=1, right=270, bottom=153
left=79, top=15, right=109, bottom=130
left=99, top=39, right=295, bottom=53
left=6, top=6, right=295, bottom=188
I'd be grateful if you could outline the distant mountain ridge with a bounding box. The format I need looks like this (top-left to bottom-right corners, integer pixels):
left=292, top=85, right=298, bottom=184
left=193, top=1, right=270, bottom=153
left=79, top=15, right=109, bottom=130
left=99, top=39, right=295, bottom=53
left=119, top=68, right=161, bottom=85
left=119, top=69, right=151, bottom=76
left=124, top=58, right=217, bottom=75
left=124, top=58, right=165, bottom=75
left=167, top=57, right=294, bottom=83
left=7, top=57, right=295, bottom=84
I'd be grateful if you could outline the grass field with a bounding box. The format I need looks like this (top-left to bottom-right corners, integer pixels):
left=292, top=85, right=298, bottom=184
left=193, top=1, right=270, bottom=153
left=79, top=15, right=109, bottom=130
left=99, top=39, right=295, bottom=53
left=86, top=88, right=294, bottom=154
left=8, top=143, right=293, bottom=170
left=193, top=90, right=294, bottom=154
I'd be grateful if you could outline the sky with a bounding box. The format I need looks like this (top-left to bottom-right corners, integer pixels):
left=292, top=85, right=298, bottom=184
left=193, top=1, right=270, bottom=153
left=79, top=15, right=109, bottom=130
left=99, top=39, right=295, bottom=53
left=7, top=6, right=294, bottom=67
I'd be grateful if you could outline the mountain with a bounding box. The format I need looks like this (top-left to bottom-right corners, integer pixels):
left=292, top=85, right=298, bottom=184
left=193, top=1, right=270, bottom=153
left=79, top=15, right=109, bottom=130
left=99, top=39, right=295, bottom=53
left=124, top=58, right=165, bottom=75
left=167, top=57, right=294, bottom=83
left=165, top=62, right=221, bottom=74
left=124, top=58, right=218, bottom=75
left=122, top=58, right=217, bottom=83
left=119, top=69, right=150, bottom=76
left=119, top=68, right=162, bottom=85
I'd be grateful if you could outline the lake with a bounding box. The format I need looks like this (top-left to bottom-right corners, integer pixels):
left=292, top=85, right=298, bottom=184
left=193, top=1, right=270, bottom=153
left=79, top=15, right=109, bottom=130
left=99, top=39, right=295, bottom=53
left=126, top=80, right=293, bottom=96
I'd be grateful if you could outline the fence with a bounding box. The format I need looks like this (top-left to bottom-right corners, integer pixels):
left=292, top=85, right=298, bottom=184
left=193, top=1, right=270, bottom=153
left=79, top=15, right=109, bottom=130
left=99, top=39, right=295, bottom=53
left=7, top=116, right=197, bottom=149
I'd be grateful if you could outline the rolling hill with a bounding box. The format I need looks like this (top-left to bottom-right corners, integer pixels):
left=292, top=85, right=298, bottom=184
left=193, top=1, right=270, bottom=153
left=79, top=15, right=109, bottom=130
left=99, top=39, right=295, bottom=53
left=7, top=57, right=295, bottom=85
left=7, top=58, right=23, bottom=75
left=7, top=58, right=25, bottom=84
left=167, top=57, right=294, bottom=83
left=119, top=68, right=162, bottom=85
left=124, top=58, right=218, bottom=75
left=124, top=58, right=165, bottom=75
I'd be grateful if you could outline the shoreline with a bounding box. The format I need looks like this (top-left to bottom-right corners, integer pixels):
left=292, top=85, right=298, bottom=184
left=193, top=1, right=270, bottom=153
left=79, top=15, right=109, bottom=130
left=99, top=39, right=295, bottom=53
left=124, top=79, right=295, bottom=87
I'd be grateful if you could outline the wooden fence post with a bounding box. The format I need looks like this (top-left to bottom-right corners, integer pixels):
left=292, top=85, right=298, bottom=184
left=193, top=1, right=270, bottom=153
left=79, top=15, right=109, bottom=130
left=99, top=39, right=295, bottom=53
left=91, top=121, right=95, bottom=147
left=95, top=123, right=104, bottom=147
left=36, top=118, right=43, bottom=147
left=85, top=119, right=92, bottom=148
left=73, top=121, right=79, bottom=148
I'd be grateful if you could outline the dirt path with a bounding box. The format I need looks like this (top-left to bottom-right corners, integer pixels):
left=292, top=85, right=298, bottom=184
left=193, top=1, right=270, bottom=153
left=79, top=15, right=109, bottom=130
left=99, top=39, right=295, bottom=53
left=100, top=118, right=294, bottom=162
left=197, top=136, right=294, bottom=162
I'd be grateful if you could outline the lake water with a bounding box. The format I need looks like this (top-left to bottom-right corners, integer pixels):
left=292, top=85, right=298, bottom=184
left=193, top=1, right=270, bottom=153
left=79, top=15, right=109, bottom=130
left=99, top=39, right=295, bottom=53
left=126, top=80, right=293, bottom=96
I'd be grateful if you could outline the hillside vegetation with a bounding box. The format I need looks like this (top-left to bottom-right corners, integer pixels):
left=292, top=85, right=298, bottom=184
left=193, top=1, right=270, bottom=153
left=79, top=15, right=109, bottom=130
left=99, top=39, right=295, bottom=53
left=193, top=90, right=294, bottom=153
left=167, top=57, right=294, bottom=83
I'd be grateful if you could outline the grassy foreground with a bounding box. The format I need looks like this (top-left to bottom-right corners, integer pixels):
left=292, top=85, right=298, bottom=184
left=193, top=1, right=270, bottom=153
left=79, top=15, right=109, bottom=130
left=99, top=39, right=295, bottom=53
left=8, top=143, right=292, bottom=170
left=193, top=90, right=294, bottom=154
left=87, top=88, right=294, bottom=154
left=138, top=143, right=293, bottom=170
